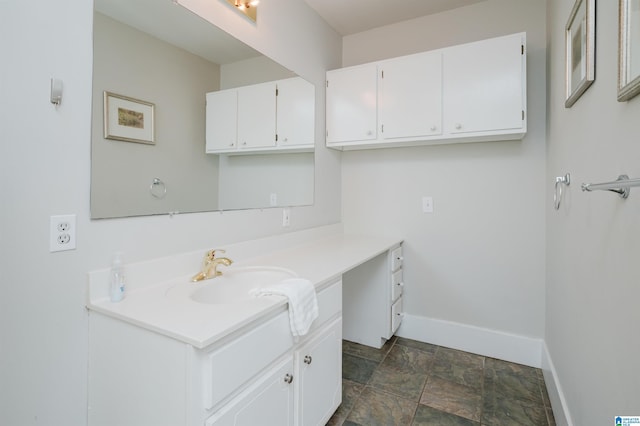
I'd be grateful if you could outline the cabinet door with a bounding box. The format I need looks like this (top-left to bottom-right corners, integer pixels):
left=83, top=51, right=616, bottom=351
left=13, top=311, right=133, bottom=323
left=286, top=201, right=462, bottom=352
left=326, top=63, right=377, bottom=144
left=379, top=51, right=442, bottom=139
left=206, top=356, right=295, bottom=426
left=443, top=33, right=525, bottom=135
left=237, top=82, right=277, bottom=149
left=206, top=89, right=238, bottom=152
left=277, top=77, right=315, bottom=147
left=295, top=318, right=342, bottom=426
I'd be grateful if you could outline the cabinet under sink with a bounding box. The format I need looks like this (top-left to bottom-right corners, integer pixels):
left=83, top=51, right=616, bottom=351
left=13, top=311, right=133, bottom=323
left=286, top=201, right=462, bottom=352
left=88, top=279, right=342, bottom=426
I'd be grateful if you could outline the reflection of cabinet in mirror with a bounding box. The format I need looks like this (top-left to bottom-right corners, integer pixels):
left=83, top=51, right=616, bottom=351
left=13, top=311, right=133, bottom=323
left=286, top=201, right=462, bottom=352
left=206, top=77, right=315, bottom=154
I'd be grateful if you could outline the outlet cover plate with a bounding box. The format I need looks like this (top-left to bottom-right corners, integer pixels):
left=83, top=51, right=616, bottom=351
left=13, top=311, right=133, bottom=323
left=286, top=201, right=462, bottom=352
left=50, top=214, right=77, bottom=252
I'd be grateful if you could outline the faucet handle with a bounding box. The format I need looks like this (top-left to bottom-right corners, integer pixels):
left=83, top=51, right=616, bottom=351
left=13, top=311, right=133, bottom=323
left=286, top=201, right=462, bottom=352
left=204, top=248, right=225, bottom=262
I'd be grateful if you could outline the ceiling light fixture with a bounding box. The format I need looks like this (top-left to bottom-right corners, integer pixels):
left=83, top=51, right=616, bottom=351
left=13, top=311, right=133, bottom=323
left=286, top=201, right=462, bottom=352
left=228, top=0, right=258, bottom=21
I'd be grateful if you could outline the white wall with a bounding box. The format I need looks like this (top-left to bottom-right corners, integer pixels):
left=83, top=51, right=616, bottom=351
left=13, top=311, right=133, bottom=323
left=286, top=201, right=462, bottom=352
left=545, top=1, right=640, bottom=424
left=341, top=0, right=547, bottom=356
left=0, top=0, right=341, bottom=424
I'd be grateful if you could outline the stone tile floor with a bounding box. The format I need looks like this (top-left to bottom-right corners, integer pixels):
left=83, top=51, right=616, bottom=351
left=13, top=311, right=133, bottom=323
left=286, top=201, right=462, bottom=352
left=327, top=336, right=555, bottom=426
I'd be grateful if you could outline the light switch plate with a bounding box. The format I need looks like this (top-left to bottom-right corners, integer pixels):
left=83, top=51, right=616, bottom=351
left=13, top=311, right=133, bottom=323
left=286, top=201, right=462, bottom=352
left=422, top=196, right=433, bottom=213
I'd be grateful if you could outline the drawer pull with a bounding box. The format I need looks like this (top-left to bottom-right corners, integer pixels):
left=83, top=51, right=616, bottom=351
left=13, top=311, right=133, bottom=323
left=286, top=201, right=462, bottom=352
left=303, top=355, right=313, bottom=365
left=396, top=282, right=404, bottom=287
left=284, top=373, right=294, bottom=384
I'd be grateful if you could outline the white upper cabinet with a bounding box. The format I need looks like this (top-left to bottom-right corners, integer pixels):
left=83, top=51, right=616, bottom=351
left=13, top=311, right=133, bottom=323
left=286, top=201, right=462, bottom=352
left=206, top=77, right=314, bottom=154
left=326, top=32, right=526, bottom=150
left=277, top=77, right=315, bottom=147
left=443, top=33, right=525, bottom=135
left=326, top=63, right=378, bottom=144
left=379, top=51, right=442, bottom=140
left=206, top=89, right=238, bottom=151
left=237, top=82, right=277, bottom=150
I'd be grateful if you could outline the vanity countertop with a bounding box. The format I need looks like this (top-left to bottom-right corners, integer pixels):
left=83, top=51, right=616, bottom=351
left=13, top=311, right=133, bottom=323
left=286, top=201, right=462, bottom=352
left=87, top=230, right=401, bottom=349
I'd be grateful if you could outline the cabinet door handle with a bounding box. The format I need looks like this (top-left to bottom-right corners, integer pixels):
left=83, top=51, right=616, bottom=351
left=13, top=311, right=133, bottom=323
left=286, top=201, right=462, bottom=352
left=396, top=282, right=404, bottom=287
left=303, top=355, right=313, bottom=365
left=430, top=125, right=437, bottom=132
left=284, top=373, right=294, bottom=384
left=455, top=123, right=462, bottom=130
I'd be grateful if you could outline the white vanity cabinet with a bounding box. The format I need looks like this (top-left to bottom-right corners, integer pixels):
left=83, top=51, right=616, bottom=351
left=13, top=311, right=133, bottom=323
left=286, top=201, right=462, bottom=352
left=325, top=62, right=378, bottom=144
left=205, top=355, right=295, bottom=426
left=206, top=77, right=314, bottom=155
left=204, top=281, right=342, bottom=426
left=342, top=243, right=404, bottom=349
left=88, top=279, right=342, bottom=426
left=295, top=318, right=342, bottom=426
left=325, top=32, right=526, bottom=150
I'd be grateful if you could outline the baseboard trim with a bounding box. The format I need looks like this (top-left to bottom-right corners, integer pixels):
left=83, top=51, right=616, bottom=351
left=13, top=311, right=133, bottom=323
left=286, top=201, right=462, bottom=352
left=541, top=342, right=573, bottom=426
left=395, top=314, right=543, bottom=368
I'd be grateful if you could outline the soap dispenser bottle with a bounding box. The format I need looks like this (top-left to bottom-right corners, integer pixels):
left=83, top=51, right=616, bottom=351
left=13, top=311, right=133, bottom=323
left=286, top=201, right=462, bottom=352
left=110, top=252, right=126, bottom=302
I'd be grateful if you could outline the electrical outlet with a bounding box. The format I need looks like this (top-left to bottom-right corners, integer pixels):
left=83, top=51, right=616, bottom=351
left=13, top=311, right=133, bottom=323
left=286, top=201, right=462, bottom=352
left=282, top=208, right=291, bottom=227
left=50, top=214, right=76, bottom=252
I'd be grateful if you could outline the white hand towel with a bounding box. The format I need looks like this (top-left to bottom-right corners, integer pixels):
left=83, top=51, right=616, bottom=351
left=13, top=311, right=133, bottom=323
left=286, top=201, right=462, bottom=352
left=251, top=278, right=319, bottom=337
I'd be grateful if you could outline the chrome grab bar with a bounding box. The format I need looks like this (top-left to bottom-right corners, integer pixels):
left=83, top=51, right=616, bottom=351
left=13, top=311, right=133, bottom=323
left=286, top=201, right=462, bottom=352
left=581, top=174, right=640, bottom=199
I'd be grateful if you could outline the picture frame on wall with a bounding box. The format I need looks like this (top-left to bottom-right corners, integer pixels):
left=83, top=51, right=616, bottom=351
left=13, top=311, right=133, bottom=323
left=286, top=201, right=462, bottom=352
left=618, top=0, right=640, bottom=101
left=103, top=91, right=155, bottom=144
left=565, top=0, right=595, bottom=108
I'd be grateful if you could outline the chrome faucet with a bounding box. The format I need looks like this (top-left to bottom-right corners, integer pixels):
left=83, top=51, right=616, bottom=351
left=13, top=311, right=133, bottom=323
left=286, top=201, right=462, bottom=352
left=192, top=249, right=234, bottom=282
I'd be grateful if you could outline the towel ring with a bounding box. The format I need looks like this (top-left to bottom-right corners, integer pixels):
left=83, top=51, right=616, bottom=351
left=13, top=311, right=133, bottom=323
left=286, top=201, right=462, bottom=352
left=554, top=173, right=570, bottom=210
left=150, top=177, right=167, bottom=199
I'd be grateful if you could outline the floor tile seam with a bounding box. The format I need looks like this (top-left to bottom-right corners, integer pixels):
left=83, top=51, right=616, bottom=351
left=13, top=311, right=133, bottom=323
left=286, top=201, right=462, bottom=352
left=342, top=350, right=385, bottom=364
left=422, top=368, right=486, bottom=424
left=418, top=397, right=482, bottom=424
left=417, top=402, right=483, bottom=426
left=350, top=384, right=420, bottom=425
left=376, top=356, right=435, bottom=377
left=394, top=339, right=440, bottom=355
left=366, top=369, right=428, bottom=403
left=361, top=382, right=420, bottom=406
left=419, top=373, right=486, bottom=423
left=483, top=384, right=545, bottom=407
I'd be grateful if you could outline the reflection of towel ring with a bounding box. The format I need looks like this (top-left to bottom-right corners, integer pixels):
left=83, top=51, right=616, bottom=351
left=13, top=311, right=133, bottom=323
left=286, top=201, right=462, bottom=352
left=554, top=173, right=570, bottom=210
left=150, top=177, right=167, bottom=199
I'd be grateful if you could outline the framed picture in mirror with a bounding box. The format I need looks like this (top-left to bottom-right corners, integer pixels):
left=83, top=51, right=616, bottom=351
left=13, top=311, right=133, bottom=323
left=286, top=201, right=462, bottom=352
left=618, top=0, right=640, bottom=101
left=103, top=91, right=155, bottom=144
left=565, top=0, right=595, bottom=108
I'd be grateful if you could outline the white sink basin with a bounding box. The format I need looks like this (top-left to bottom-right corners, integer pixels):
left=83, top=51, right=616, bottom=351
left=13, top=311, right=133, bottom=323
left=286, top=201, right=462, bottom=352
left=189, top=266, right=297, bottom=304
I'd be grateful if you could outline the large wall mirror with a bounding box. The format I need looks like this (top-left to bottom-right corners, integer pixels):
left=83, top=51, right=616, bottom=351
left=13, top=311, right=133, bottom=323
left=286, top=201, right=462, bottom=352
left=91, top=0, right=315, bottom=219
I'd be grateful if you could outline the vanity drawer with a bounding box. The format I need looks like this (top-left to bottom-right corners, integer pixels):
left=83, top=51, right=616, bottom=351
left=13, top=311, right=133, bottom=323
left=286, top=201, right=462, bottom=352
left=390, top=246, right=403, bottom=271
left=204, top=310, right=294, bottom=410
left=391, top=296, right=403, bottom=335
left=391, top=269, right=403, bottom=302
left=309, top=279, right=342, bottom=334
